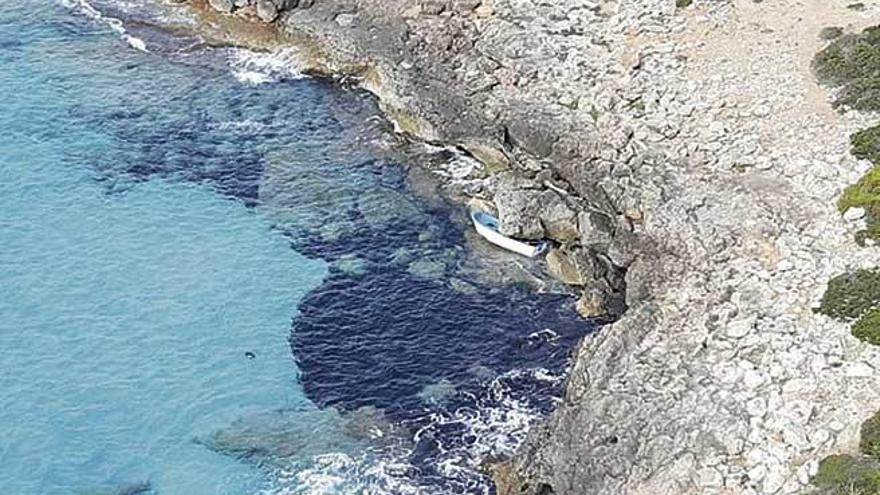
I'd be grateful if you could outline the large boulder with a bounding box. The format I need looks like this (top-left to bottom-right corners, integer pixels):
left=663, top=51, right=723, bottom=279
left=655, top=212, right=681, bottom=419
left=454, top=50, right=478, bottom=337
left=545, top=248, right=585, bottom=286
left=545, top=247, right=603, bottom=286
left=578, top=210, right=615, bottom=248
left=538, top=190, right=579, bottom=242
left=255, top=0, right=279, bottom=21
left=494, top=182, right=545, bottom=240
left=493, top=175, right=578, bottom=241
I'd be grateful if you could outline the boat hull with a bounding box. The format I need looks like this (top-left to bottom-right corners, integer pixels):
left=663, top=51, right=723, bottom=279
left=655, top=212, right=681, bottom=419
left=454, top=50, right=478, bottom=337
left=471, top=212, right=546, bottom=258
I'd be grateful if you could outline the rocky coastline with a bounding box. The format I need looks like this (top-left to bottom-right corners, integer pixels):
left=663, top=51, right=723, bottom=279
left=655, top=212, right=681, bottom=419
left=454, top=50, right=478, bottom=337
left=184, top=0, right=880, bottom=493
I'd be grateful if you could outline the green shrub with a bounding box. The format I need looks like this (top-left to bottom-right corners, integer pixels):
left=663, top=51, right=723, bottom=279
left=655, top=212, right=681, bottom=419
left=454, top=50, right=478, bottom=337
left=818, top=269, right=880, bottom=319
left=862, top=411, right=880, bottom=461
left=852, top=126, right=880, bottom=164
left=814, top=26, right=880, bottom=111
left=853, top=308, right=880, bottom=345
left=813, top=454, right=880, bottom=495
left=839, top=167, right=880, bottom=243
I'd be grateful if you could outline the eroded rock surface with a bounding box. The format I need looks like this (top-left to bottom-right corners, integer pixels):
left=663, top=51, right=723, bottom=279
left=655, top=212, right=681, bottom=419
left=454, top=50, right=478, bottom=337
left=189, top=0, right=880, bottom=493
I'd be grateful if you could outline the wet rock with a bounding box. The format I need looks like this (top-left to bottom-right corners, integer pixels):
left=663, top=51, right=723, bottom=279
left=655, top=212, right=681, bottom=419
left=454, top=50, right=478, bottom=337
left=449, top=277, right=479, bottom=294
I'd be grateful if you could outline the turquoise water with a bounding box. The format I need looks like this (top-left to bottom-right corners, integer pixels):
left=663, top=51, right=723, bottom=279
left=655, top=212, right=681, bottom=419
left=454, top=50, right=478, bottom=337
left=0, top=3, right=329, bottom=494
left=0, top=2, right=597, bottom=493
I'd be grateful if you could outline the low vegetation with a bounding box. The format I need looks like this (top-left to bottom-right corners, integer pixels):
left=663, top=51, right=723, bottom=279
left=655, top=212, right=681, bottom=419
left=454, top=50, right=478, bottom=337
left=861, top=411, right=880, bottom=461
left=838, top=130, right=880, bottom=244
left=851, top=126, right=880, bottom=165
left=814, top=26, right=880, bottom=111
left=853, top=308, right=880, bottom=345
left=813, top=454, right=880, bottom=495
left=813, top=24, right=880, bottom=495
left=812, top=412, right=880, bottom=494
left=818, top=269, right=880, bottom=320
left=816, top=26, right=880, bottom=243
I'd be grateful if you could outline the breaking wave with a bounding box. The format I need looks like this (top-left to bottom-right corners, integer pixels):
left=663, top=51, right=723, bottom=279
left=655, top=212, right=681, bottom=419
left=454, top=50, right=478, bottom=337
left=228, top=47, right=308, bottom=86
left=59, top=0, right=150, bottom=51
left=262, top=368, right=568, bottom=495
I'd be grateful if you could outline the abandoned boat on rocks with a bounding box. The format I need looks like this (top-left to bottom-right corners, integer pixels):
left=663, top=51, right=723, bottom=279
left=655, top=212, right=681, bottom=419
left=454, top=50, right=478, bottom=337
left=471, top=211, right=548, bottom=258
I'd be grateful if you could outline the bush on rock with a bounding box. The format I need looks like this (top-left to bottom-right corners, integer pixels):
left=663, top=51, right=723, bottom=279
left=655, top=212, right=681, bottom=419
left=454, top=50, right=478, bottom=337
left=813, top=454, right=880, bottom=495
left=818, top=269, right=880, bottom=320
left=852, top=308, right=880, bottom=345
left=814, top=26, right=880, bottom=111
left=861, top=411, right=880, bottom=461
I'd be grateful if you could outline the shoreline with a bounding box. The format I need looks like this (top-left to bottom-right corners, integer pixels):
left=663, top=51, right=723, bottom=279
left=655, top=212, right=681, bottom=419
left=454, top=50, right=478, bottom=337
left=180, top=1, right=880, bottom=494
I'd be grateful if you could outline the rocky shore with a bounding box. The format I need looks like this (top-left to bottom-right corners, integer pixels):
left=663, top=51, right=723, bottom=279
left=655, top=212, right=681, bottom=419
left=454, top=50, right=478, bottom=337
left=186, top=0, right=880, bottom=493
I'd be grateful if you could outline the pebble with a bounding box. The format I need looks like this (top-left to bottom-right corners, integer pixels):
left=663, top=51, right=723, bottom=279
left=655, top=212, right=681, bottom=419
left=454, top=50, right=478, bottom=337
left=845, top=362, right=874, bottom=377
left=843, top=206, right=866, bottom=221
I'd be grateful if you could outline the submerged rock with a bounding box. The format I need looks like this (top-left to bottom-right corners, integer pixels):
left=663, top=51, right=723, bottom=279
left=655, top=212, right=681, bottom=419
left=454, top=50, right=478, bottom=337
left=417, top=378, right=458, bottom=404
left=76, top=481, right=153, bottom=495
left=194, top=408, right=361, bottom=465
left=340, top=405, right=410, bottom=446
left=197, top=406, right=410, bottom=469
left=407, top=257, right=448, bottom=280
left=332, top=254, right=368, bottom=276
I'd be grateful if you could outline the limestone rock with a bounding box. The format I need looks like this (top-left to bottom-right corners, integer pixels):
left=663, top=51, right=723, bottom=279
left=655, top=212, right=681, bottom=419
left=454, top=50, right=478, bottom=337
left=255, top=0, right=279, bottom=21
left=579, top=211, right=615, bottom=248
left=493, top=178, right=544, bottom=239
left=208, top=0, right=234, bottom=13
left=576, top=287, right=608, bottom=318
left=843, top=206, right=866, bottom=221
left=545, top=248, right=585, bottom=286
left=538, top=190, right=579, bottom=242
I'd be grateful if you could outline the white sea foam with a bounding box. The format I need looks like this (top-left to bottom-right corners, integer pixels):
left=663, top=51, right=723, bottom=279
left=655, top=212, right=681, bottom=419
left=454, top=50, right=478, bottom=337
left=228, top=48, right=308, bottom=86
left=266, top=452, right=424, bottom=495
left=262, top=367, right=562, bottom=495
left=59, top=0, right=150, bottom=52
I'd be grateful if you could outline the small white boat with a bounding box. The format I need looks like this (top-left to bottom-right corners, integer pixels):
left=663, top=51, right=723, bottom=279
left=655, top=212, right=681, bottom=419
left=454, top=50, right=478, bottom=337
left=470, top=210, right=548, bottom=258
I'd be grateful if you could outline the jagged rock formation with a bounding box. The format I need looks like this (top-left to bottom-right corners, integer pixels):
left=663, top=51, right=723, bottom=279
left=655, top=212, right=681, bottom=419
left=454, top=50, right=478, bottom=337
left=187, top=0, right=880, bottom=493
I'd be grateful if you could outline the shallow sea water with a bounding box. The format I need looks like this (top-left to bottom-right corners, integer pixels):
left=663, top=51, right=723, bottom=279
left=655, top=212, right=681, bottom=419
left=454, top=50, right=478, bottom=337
left=0, top=2, right=597, bottom=494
